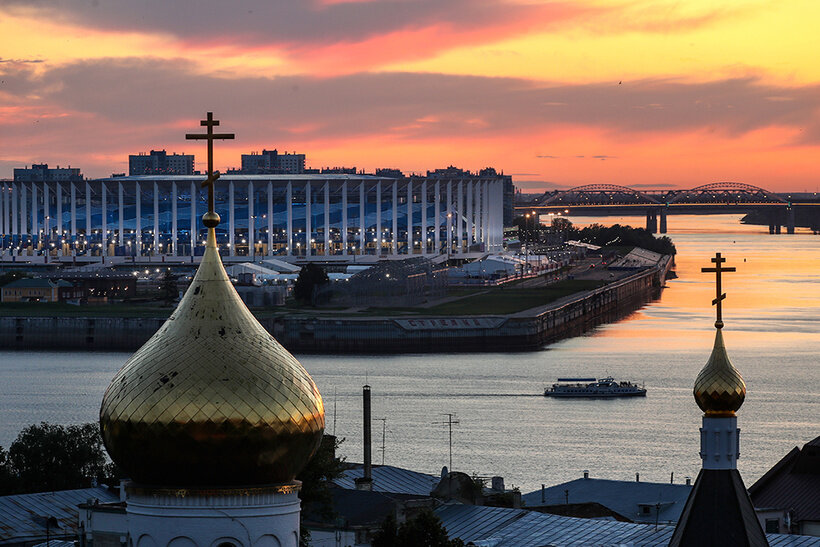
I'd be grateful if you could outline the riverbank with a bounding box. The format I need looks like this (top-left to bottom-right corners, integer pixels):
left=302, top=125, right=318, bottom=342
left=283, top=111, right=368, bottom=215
left=0, top=256, right=672, bottom=353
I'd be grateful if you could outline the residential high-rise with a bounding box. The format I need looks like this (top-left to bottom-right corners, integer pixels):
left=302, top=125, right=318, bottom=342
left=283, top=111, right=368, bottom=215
left=129, top=150, right=194, bottom=175
left=240, top=149, right=305, bottom=174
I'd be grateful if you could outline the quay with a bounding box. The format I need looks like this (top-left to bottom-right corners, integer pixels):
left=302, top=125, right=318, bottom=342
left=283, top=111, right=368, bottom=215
left=0, top=256, right=672, bottom=353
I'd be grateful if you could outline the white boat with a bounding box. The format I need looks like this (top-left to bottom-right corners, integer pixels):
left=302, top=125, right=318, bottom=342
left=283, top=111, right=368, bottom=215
left=544, top=377, right=646, bottom=398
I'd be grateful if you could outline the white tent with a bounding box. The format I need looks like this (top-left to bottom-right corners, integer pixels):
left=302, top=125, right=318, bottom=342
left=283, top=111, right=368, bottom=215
left=261, top=258, right=301, bottom=273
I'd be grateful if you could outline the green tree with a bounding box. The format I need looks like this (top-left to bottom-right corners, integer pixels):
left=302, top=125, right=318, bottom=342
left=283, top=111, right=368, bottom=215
left=294, top=263, right=329, bottom=305
left=298, top=435, right=346, bottom=518
left=297, top=435, right=346, bottom=546
left=160, top=269, right=178, bottom=305
left=373, top=508, right=465, bottom=547
left=4, top=422, right=109, bottom=494
left=0, top=270, right=30, bottom=288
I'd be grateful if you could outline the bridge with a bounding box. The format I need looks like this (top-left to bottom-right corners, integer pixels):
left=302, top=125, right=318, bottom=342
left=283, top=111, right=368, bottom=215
left=516, top=183, right=820, bottom=234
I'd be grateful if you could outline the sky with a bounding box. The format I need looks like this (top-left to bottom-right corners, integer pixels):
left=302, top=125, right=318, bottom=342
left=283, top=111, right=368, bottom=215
left=2, top=0, right=820, bottom=192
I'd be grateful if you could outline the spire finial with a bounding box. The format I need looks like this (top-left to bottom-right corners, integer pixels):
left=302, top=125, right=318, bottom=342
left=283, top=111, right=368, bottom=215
left=701, top=252, right=736, bottom=329
left=185, top=112, right=235, bottom=227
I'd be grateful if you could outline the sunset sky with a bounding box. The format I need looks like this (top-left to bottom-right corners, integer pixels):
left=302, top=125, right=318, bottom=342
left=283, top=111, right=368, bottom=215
left=2, top=0, right=820, bottom=192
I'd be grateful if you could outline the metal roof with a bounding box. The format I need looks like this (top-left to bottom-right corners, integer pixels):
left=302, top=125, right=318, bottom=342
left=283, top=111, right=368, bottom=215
left=0, top=487, right=118, bottom=545
left=334, top=464, right=440, bottom=496
left=749, top=436, right=820, bottom=523
left=521, top=478, right=692, bottom=524
left=434, top=504, right=820, bottom=547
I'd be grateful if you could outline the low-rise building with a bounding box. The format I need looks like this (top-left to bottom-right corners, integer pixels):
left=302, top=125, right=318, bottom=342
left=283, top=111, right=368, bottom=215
left=750, top=435, right=820, bottom=536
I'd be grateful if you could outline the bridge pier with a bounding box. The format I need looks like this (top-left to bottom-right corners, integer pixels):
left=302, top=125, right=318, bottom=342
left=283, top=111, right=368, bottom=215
left=659, top=210, right=667, bottom=234
left=786, top=207, right=795, bottom=234
left=645, top=211, right=658, bottom=233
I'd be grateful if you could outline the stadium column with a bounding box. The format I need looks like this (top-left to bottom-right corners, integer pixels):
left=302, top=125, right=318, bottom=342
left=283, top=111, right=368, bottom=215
left=305, top=181, right=312, bottom=257
left=2, top=183, right=7, bottom=238
left=21, top=184, right=27, bottom=239
left=341, top=181, right=348, bottom=255
left=466, top=181, right=473, bottom=249
left=267, top=182, right=273, bottom=256
left=376, top=180, right=382, bottom=255
left=392, top=180, right=398, bottom=255
left=118, top=182, right=124, bottom=247
left=434, top=181, right=441, bottom=254
left=85, top=183, right=91, bottom=252
left=56, top=183, right=62, bottom=247
left=171, top=182, right=177, bottom=256
left=406, top=180, right=413, bottom=255
left=31, top=183, right=37, bottom=241
left=101, top=183, right=107, bottom=256
left=248, top=180, right=254, bottom=258
left=12, top=184, right=26, bottom=241
left=483, top=181, right=490, bottom=250
left=358, top=182, right=365, bottom=255
left=135, top=182, right=142, bottom=256
left=446, top=181, right=452, bottom=255
left=421, top=181, right=427, bottom=254
left=189, top=181, right=196, bottom=256
left=70, top=183, right=76, bottom=239
left=324, top=180, right=330, bottom=256
left=43, top=183, right=49, bottom=241
left=228, top=180, right=235, bottom=256
left=474, top=182, right=481, bottom=249
left=12, top=183, right=19, bottom=241
left=457, top=180, right=463, bottom=254
left=153, top=182, right=159, bottom=255
left=286, top=181, right=293, bottom=256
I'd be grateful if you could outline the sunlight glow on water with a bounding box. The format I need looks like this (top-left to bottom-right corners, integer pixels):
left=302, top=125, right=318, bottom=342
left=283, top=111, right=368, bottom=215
left=1, top=215, right=818, bottom=493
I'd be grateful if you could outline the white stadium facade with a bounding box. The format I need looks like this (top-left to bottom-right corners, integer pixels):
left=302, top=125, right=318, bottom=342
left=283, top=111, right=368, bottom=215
left=0, top=174, right=505, bottom=260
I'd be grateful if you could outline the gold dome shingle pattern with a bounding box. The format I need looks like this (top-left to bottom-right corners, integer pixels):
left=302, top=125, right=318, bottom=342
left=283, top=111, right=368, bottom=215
left=693, top=329, right=746, bottom=416
left=100, top=228, right=324, bottom=486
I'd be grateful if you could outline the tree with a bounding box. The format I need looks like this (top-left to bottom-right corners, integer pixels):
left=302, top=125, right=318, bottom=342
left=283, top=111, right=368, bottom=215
left=373, top=508, right=465, bottom=547
left=294, top=263, right=329, bottom=305
left=0, top=271, right=30, bottom=288
left=297, top=435, right=346, bottom=546
left=160, top=269, right=178, bottom=305
left=3, top=422, right=110, bottom=494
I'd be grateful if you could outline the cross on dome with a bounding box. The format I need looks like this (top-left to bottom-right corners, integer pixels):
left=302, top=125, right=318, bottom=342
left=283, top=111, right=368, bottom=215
left=701, top=252, right=736, bottom=329
left=185, top=112, right=235, bottom=223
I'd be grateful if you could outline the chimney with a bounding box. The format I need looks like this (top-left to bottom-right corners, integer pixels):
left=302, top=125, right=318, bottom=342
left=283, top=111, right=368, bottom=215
left=685, top=476, right=692, bottom=486
left=636, top=472, right=640, bottom=482
left=583, top=470, right=589, bottom=479
left=491, top=476, right=505, bottom=492
left=355, top=384, right=373, bottom=491
left=670, top=472, right=674, bottom=484
left=541, top=484, right=546, bottom=503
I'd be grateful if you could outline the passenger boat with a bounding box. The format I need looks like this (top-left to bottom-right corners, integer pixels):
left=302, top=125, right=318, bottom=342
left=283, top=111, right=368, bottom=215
left=544, top=377, right=646, bottom=398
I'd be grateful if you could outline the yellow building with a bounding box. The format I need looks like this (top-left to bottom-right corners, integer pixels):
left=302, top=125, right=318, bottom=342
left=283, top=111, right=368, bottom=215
left=1, top=278, right=60, bottom=302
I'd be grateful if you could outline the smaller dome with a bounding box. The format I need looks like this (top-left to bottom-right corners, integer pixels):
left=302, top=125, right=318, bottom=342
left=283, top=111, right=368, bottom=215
left=693, top=329, right=746, bottom=416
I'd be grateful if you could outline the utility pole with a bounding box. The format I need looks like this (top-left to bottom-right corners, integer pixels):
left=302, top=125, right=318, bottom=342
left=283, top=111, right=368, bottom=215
left=432, top=413, right=460, bottom=472
left=377, top=417, right=387, bottom=465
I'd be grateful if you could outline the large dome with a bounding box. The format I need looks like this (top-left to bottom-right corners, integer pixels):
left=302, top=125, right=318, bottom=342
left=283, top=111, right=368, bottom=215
left=100, top=229, right=324, bottom=487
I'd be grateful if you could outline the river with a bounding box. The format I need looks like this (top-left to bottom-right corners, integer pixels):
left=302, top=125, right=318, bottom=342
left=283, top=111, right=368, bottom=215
left=1, top=214, right=818, bottom=494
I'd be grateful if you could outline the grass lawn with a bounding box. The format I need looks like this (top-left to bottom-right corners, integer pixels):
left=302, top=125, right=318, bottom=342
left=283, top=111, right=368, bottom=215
left=365, top=279, right=606, bottom=316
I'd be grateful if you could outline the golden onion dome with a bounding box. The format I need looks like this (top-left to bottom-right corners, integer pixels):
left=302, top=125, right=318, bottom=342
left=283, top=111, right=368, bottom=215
left=693, top=328, right=746, bottom=416
left=99, top=228, right=324, bottom=487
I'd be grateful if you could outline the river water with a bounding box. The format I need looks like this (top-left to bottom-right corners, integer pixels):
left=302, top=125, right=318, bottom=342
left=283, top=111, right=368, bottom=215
left=1, top=214, right=818, bottom=494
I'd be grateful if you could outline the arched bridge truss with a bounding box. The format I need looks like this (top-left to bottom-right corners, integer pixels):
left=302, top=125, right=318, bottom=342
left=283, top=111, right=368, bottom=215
left=543, top=184, right=660, bottom=206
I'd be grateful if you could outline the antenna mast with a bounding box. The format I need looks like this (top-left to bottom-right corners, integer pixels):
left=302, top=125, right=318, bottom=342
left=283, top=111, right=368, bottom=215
left=432, top=413, right=460, bottom=472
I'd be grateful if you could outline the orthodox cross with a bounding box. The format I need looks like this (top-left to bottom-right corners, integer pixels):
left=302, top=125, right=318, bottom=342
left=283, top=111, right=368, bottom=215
left=701, top=252, right=735, bottom=329
left=185, top=112, right=234, bottom=215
